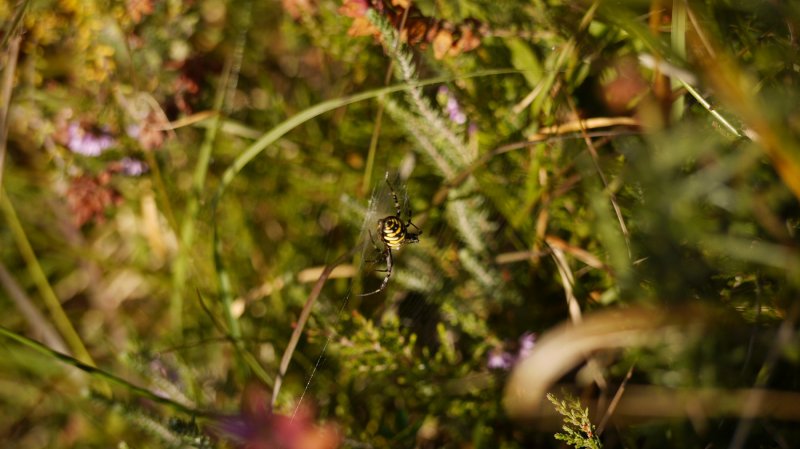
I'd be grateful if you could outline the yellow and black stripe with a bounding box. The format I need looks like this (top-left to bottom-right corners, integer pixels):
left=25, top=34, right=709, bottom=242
left=379, top=216, right=408, bottom=250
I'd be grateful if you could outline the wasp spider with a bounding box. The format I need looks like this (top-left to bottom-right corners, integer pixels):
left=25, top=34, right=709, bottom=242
left=359, top=174, right=422, bottom=296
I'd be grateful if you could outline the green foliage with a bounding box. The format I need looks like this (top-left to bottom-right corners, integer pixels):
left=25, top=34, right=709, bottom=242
left=2, top=0, right=800, bottom=448
left=547, top=392, right=602, bottom=449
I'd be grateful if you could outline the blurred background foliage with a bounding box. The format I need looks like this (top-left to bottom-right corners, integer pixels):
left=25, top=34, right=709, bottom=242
left=2, top=0, right=800, bottom=448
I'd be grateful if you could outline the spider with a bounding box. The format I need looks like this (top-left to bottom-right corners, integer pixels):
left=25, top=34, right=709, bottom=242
left=358, top=174, right=422, bottom=296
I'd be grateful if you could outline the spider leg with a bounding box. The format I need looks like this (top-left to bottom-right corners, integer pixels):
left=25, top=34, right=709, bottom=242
left=385, top=173, right=403, bottom=218
left=368, top=230, right=381, bottom=250
left=372, top=249, right=390, bottom=272
left=407, top=219, right=422, bottom=235
left=358, top=248, right=393, bottom=297
left=405, top=205, right=422, bottom=238
left=363, top=230, right=384, bottom=265
left=395, top=177, right=421, bottom=236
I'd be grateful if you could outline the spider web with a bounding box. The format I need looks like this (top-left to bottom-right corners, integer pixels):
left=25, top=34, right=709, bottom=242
left=291, top=170, right=415, bottom=418
left=355, top=171, right=415, bottom=293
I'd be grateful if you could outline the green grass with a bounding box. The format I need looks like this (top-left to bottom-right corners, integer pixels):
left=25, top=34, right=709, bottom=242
left=2, top=1, right=800, bottom=448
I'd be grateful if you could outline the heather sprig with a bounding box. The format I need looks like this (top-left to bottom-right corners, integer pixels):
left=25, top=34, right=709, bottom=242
left=547, top=393, right=602, bottom=449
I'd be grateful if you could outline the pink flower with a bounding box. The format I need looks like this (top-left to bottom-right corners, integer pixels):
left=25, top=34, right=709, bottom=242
left=211, top=383, right=341, bottom=449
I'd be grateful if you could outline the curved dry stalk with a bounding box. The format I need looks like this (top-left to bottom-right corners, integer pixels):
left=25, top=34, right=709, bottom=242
left=504, top=305, right=713, bottom=418
left=547, top=242, right=609, bottom=395
left=548, top=245, right=582, bottom=324
left=616, top=385, right=800, bottom=423
left=271, top=245, right=361, bottom=407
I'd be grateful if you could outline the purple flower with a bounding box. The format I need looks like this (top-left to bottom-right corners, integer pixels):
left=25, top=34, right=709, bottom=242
left=119, top=157, right=149, bottom=176
left=487, top=332, right=538, bottom=371
left=67, top=122, right=116, bottom=156
left=517, top=332, right=537, bottom=360
left=446, top=97, right=467, bottom=125
left=437, top=86, right=468, bottom=125
left=126, top=124, right=141, bottom=138
left=487, top=349, right=514, bottom=370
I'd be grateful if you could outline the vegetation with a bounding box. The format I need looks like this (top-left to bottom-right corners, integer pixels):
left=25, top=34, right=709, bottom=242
left=547, top=392, right=601, bottom=449
left=2, top=0, right=800, bottom=448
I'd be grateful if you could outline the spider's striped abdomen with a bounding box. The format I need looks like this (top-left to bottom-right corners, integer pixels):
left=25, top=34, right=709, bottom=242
left=358, top=174, right=421, bottom=297
left=379, top=216, right=408, bottom=250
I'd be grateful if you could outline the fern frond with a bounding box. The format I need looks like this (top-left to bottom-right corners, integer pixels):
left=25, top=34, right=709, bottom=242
left=367, top=9, right=471, bottom=169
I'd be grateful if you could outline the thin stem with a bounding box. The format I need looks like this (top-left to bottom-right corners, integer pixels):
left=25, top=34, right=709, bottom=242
left=597, top=363, right=635, bottom=435
left=430, top=126, right=641, bottom=211
left=0, top=194, right=95, bottom=366
left=566, top=96, right=631, bottom=257
left=678, top=78, right=742, bottom=137
left=196, top=289, right=273, bottom=386
left=171, top=1, right=252, bottom=333
left=0, top=261, right=68, bottom=353
left=212, top=70, right=518, bottom=204
left=0, top=35, right=21, bottom=189
left=362, top=5, right=410, bottom=193
left=214, top=223, right=241, bottom=345
left=0, top=325, right=201, bottom=416
left=671, top=0, right=687, bottom=120
left=0, top=0, right=29, bottom=50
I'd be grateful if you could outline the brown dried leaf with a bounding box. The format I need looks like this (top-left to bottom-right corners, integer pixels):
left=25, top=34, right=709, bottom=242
left=66, top=174, right=123, bottom=227
left=282, top=0, right=316, bottom=20
left=346, top=17, right=379, bottom=37
left=432, top=28, right=453, bottom=60
left=600, top=58, right=649, bottom=114
left=456, top=25, right=481, bottom=52
left=172, top=74, right=199, bottom=115
left=339, top=0, right=370, bottom=18
left=403, top=17, right=430, bottom=45
left=126, top=0, right=154, bottom=24
left=135, top=112, right=165, bottom=151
